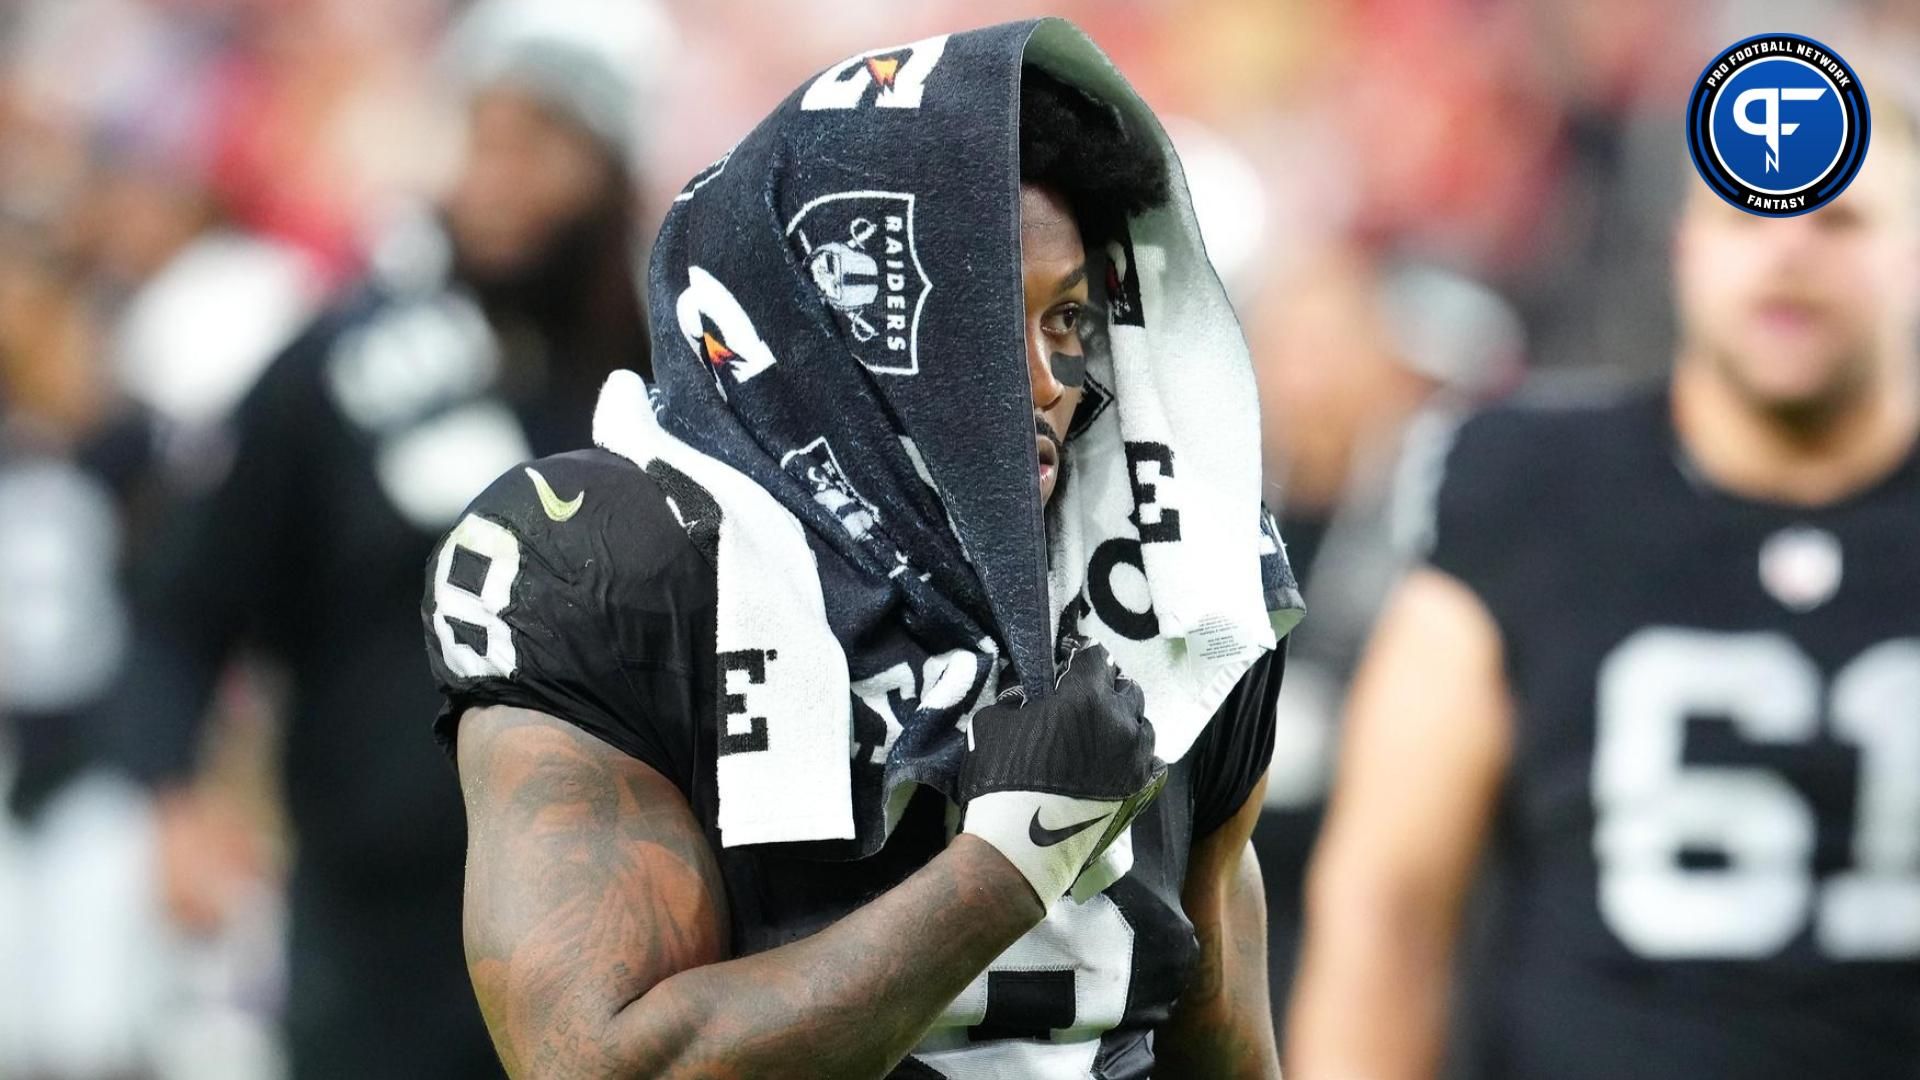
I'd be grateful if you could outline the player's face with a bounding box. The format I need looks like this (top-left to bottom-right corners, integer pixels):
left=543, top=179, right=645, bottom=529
left=1020, top=183, right=1090, bottom=507
left=446, top=87, right=619, bottom=282
left=1674, top=136, right=1920, bottom=423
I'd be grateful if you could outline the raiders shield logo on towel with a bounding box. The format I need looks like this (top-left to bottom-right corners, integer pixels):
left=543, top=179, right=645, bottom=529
left=787, top=191, right=931, bottom=375
left=782, top=436, right=881, bottom=543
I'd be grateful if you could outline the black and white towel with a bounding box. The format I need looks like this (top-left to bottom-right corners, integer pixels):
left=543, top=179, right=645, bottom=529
left=596, top=18, right=1303, bottom=853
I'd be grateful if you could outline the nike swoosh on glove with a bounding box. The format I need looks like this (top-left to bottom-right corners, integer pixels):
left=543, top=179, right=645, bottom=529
left=959, top=640, right=1168, bottom=906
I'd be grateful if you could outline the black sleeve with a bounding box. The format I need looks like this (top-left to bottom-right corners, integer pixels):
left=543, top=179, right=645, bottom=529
left=1420, top=406, right=1546, bottom=626
left=102, top=337, right=323, bottom=785
left=1188, top=646, right=1285, bottom=839
left=423, top=448, right=714, bottom=798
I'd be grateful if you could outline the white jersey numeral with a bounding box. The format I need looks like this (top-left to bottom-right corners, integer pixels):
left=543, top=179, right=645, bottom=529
left=1821, top=640, right=1920, bottom=957
left=913, top=891, right=1136, bottom=1078
left=1594, top=628, right=1920, bottom=959
left=431, top=514, right=522, bottom=680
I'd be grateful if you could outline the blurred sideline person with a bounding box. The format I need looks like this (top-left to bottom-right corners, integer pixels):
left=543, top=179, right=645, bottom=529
left=0, top=243, right=166, bottom=1077
left=1289, top=104, right=1920, bottom=1078
left=101, top=2, right=664, bottom=1076
left=1246, top=250, right=1522, bottom=1038
left=0, top=30, right=341, bottom=1065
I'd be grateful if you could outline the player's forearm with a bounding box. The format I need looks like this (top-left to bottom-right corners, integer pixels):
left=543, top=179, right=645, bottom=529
left=608, top=834, right=1043, bottom=1079
left=460, top=706, right=1047, bottom=1079
left=1285, top=881, right=1453, bottom=1080
left=1160, top=841, right=1281, bottom=1078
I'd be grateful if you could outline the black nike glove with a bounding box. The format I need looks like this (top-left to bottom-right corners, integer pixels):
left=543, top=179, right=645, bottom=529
left=959, top=640, right=1168, bottom=905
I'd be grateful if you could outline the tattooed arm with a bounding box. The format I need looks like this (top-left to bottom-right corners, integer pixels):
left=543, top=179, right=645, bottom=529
left=1157, top=774, right=1282, bottom=1080
left=456, top=704, right=1045, bottom=1080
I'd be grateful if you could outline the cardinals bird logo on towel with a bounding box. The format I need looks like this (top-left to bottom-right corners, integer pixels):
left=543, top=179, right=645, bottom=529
left=676, top=266, right=778, bottom=398
left=799, top=34, right=950, bottom=111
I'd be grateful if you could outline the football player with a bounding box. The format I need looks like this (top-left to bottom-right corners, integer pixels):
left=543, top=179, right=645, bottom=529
left=425, top=24, right=1288, bottom=1080
left=1287, top=102, right=1920, bottom=1077
left=102, top=2, right=661, bottom=1075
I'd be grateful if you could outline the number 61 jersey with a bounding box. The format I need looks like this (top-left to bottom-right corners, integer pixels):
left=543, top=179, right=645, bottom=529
left=1429, top=388, right=1920, bottom=1080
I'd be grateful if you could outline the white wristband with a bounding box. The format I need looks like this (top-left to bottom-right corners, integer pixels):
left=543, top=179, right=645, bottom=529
left=962, top=790, right=1119, bottom=905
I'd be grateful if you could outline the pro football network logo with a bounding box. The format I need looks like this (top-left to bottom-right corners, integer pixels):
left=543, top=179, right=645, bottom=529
left=781, top=436, right=880, bottom=543
left=1686, top=33, right=1869, bottom=217
left=787, top=191, right=931, bottom=376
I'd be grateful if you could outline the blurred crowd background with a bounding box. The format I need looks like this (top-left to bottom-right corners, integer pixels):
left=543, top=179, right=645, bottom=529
left=0, top=0, right=1915, bottom=1077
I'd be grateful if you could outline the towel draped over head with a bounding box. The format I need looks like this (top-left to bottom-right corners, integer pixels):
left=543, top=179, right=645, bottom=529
left=593, top=18, right=1303, bottom=855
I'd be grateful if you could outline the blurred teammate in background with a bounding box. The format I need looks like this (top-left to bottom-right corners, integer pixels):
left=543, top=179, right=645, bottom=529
left=1289, top=103, right=1920, bottom=1078
left=1246, top=251, right=1522, bottom=1039
left=101, top=2, right=664, bottom=1076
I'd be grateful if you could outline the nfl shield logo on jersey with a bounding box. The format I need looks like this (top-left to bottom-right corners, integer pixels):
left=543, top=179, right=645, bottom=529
left=1759, top=524, right=1843, bottom=612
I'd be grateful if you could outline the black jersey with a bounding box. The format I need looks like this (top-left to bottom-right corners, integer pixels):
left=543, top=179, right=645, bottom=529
left=1429, top=387, right=1920, bottom=1079
left=425, top=447, right=1280, bottom=1080
left=105, top=273, right=616, bottom=1079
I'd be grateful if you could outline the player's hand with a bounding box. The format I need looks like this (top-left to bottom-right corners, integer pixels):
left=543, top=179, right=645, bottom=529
left=959, top=640, right=1168, bottom=905
left=155, top=786, right=271, bottom=934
